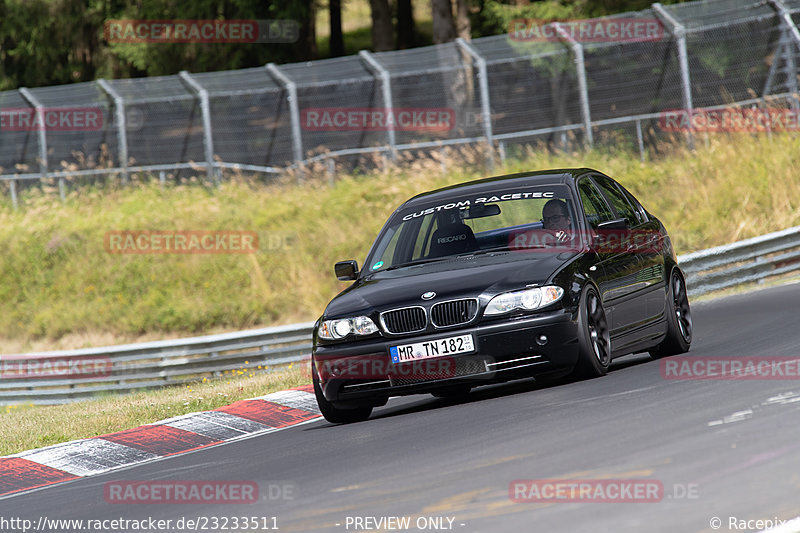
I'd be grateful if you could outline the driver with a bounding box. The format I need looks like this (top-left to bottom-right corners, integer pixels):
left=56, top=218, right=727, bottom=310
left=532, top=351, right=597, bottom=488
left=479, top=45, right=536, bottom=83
left=541, top=199, right=572, bottom=231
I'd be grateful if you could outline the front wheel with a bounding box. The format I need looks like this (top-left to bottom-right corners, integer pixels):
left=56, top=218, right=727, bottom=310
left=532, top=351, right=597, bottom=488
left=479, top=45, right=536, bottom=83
left=649, top=269, right=692, bottom=359
left=312, top=364, right=373, bottom=424
left=571, top=286, right=611, bottom=379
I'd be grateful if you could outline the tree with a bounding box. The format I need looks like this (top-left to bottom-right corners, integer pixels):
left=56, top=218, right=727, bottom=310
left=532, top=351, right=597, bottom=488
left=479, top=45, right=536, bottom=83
left=329, top=0, right=345, bottom=57
left=297, top=0, right=319, bottom=60
left=0, top=0, right=319, bottom=89
left=432, top=0, right=457, bottom=44
left=455, top=0, right=470, bottom=41
left=370, top=0, right=393, bottom=51
left=396, top=0, right=416, bottom=49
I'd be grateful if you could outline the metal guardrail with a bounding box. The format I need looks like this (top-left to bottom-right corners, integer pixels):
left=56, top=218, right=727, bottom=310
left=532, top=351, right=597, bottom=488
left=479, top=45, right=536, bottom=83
left=2, top=226, right=799, bottom=404
left=679, top=225, right=800, bottom=296
left=0, top=322, right=315, bottom=404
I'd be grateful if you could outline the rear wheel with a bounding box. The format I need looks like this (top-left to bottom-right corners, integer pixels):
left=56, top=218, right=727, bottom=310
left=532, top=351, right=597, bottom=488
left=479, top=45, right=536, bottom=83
left=650, top=269, right=692, bottom=359
left=312, top=365, right=373, bottom=424
left=571, top=286, right=611, bottom=379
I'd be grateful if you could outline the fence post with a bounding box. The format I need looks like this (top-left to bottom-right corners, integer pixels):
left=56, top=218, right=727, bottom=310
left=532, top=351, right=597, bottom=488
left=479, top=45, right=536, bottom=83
left=359, top=51, right=397, bottom=161
left=636, top=119, right=645, bottom=161
left=9, top=180, right=18, bottom=209
left=455, top=38, right=495, bottom=169
left=266, top=63, right=304, bottom=182
left=770, top=0, right=800, bottom=111
left=179, top=71, right=219, bottom=186
left=96, top=79, right=129, bottom=184
left=554, top=24, right=593, bottom=148
left=18, top=88, right=59, bottom=201
left=762, top=33, right=786, bottom=98
left=326, top=157, right=335, bottom=186
left=653, top=3, right=694, bottom=150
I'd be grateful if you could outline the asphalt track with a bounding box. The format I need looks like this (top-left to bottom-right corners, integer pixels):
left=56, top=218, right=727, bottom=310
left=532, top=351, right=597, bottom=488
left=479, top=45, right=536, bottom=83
left=4, top=282, right=800, bottom=533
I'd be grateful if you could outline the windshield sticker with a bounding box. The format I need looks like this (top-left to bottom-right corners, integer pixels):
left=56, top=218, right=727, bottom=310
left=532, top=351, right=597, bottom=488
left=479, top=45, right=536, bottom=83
left=371, top=260, right=385, bottom=270
left=474, top=191, right=554, bottom=203
left=401, top=192, right=556, bottom=221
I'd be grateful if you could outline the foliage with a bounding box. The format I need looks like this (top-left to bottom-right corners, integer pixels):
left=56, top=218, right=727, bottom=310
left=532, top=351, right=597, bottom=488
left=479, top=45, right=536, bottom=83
left=0, top=0, right=312, bottom=89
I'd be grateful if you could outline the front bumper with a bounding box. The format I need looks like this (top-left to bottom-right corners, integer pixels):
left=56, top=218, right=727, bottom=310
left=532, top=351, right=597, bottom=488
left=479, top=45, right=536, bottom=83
left=313, top=310, right=579, bottom=403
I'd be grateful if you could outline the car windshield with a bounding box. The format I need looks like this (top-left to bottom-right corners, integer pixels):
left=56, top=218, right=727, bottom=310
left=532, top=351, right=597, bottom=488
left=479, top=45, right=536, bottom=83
left=363, top=185, right=578, bottom=273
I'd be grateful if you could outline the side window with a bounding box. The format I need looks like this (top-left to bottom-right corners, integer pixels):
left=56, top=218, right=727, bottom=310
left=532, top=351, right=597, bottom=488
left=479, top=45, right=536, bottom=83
left=615, top=182, right=649, bottom=225
left=593, top=176, right=640, bottom=226
left=578, top=179, right=615, bottom=229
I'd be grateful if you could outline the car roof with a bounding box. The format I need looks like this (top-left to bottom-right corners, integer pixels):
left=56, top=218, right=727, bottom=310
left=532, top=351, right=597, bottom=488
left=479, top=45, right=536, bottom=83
left=398, top=168, right=602, bottom=209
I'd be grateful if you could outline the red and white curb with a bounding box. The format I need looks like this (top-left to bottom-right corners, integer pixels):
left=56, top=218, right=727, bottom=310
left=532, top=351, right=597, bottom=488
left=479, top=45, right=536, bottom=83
left=0, top=385, right=320, bottom=498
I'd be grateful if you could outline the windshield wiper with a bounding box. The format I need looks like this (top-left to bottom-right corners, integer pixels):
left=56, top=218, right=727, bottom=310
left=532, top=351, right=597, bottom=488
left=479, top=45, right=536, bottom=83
left=467, top=245, right=513, bottom=255
left=465, top=245, right=548, bottom=256
left=380, top=257, right=451, bottom=272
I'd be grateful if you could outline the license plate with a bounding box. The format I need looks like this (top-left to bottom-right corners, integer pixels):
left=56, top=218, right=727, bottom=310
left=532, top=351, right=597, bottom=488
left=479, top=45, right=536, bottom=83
left=389, top=334, right=475, bottom=363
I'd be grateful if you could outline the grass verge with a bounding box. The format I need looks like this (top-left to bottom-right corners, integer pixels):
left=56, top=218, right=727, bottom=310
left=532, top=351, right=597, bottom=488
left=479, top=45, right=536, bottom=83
left=0, top=364, right=310, bottom=457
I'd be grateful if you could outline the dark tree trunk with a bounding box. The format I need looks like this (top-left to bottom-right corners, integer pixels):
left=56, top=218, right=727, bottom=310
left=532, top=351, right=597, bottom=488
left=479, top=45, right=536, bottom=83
left=370, top=0, right=394, bottom=52
left=432, top=0, right=456, bottom=44
left=396, top=0, right=416, bottom=49
left=329, top=0, right=344, bottom=57
left=297, top=0, right=318, bottom=60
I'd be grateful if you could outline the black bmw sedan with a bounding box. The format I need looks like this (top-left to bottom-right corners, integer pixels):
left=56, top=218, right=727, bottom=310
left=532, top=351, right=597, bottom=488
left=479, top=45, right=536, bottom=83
left=312, top=168, right=692, bottom=423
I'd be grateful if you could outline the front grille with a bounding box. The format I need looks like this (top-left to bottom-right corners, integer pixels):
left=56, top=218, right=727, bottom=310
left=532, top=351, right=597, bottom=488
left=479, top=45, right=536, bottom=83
left=389, top=356, right=488, bottom=386
left=380, top=306, right=426, bottom=334
left=431, top=299, right=478, bottom=327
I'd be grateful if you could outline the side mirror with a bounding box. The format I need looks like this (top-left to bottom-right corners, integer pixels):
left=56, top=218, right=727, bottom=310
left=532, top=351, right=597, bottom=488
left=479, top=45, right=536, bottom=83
left=334, top=260, right=359, bottom=281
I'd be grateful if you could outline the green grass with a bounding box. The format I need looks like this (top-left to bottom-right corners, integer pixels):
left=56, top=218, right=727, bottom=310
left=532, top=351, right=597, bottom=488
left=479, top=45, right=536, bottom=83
left=0, top=364, right=311, bottom=457
left=0, top=134, right=798, bottom=354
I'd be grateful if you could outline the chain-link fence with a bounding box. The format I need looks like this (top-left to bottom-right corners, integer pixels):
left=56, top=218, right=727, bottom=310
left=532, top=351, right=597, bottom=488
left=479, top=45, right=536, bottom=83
left=1, top=0, right=798, bottom=206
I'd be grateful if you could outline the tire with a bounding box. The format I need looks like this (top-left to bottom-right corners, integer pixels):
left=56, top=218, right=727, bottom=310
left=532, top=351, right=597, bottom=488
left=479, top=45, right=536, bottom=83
left=431, top=384, right=471, bottom=399
left=649, top=269, right=692, bottom=359
left=571, top=285, right=612, bottom=379
left=312, top=364, right=373, bottom=424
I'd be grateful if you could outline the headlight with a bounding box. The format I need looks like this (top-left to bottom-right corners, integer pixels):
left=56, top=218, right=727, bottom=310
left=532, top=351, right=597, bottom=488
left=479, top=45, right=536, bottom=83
left=484, top=286, right=564, bottom=316
left=319, top=316, right=379, bottom=340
